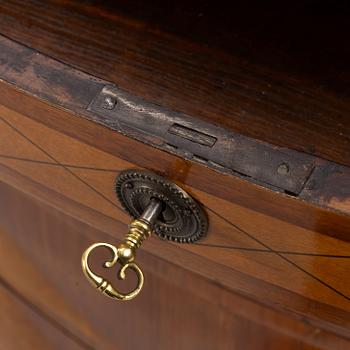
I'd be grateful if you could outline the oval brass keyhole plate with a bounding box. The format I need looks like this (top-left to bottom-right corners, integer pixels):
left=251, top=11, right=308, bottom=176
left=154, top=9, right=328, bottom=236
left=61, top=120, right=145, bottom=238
left=115, top=170, right=208, bottom=243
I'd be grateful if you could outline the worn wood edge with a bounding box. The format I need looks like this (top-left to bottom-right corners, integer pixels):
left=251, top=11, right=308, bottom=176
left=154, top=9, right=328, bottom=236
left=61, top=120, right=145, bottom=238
left=0, top=1, right=349, bottom=169
left=0, top=164, right=349, bottom=347
left=0, top=34, right=349, bottom=223
left=0, top=33, right=316, bottom=195
left=1, top=79, right=350, bottom=244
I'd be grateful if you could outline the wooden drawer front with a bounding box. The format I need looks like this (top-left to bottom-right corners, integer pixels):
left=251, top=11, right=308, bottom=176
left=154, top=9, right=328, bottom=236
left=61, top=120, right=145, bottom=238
left=0, top=274, right=83, bottom=350
left=0, top=5, right=349, bottom=350
left=0, top=103, right=349, bottom=348
left=0, top=182, right=327, bottom=350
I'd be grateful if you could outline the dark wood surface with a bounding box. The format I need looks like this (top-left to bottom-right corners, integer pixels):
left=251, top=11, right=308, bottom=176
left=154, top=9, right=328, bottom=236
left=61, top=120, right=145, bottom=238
left=0, top=0, right=349, bottom=167
left=0, top=181, right=344, bottom=350
left=0, top=34, right=349, bottom=238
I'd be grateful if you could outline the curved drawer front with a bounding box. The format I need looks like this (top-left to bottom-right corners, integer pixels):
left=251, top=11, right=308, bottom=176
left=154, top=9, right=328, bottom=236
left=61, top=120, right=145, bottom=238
left=1, top=98, right=350, bottom=343
left=1, top=185, right=332, bottom=350
left=0, top=37, right=349, bottom=350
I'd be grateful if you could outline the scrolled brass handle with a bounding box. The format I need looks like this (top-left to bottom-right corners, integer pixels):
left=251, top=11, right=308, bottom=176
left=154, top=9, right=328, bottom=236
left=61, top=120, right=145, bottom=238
left=81, top=170, right=208, bottom=301
left=81, top=241, right=144, bottom=301
left=82, top=199, right=163, bottom=301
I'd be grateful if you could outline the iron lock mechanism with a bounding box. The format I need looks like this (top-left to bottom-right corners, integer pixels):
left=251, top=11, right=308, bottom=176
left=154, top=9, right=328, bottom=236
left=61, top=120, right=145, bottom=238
left=81, top=169, right=208, bottom=301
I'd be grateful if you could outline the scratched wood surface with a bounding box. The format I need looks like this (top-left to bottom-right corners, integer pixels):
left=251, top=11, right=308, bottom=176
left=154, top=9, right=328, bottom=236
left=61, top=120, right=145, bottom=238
left=0, top=0, right=349, bottom=167
left=0, top=102, right=349, bottom=349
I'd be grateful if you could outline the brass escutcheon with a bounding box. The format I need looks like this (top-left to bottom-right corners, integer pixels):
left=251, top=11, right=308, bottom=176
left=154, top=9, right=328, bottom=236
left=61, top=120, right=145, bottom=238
left=81, top=170, right=208, bottom=301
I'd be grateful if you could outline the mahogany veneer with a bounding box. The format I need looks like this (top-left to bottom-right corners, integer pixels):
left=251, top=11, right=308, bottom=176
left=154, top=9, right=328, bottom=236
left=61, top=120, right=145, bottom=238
left=0, top=1, right=349, bottom=349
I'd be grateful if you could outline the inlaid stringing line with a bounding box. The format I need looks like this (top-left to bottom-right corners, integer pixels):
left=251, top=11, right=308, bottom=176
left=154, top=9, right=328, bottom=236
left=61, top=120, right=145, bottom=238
left=194, top=242, right=350, bottom=259
left=1, top=131, right=349, bottom=259
left=0, top=116, right=125, bottom=212
left=194, top=243, right=270, bottom=253
left=1, top=116, right=349, bottom=301
left=1, top=151, right=348, bottom=259
left=205, top=205, right=350, bottom=301
left=0, top=154, right=124, bottom=172
left=2, top=151, right=350, bottom=258
left=3, top=150, right=350, bottom=259
left=280, top=251, right=350, bottom=258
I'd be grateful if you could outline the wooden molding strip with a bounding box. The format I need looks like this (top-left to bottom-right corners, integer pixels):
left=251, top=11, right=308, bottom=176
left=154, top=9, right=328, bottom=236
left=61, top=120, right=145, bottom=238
left=0, top=34, right=349, bottom=219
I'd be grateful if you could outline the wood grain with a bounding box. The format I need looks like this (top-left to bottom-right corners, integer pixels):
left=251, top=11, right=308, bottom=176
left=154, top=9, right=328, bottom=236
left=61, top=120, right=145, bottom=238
left=0, top=278, right=86, bottom=350
left=0, top=0, right=349, bottom=167
left=0, top=183, right=343, bottom=350
left=0, top=33, right=348, bottom=227
left=0, top=103, right=349, bottom=346
left=0, top=81, right=349, bottom=242
left=0, top=13, right=349, bottom=348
